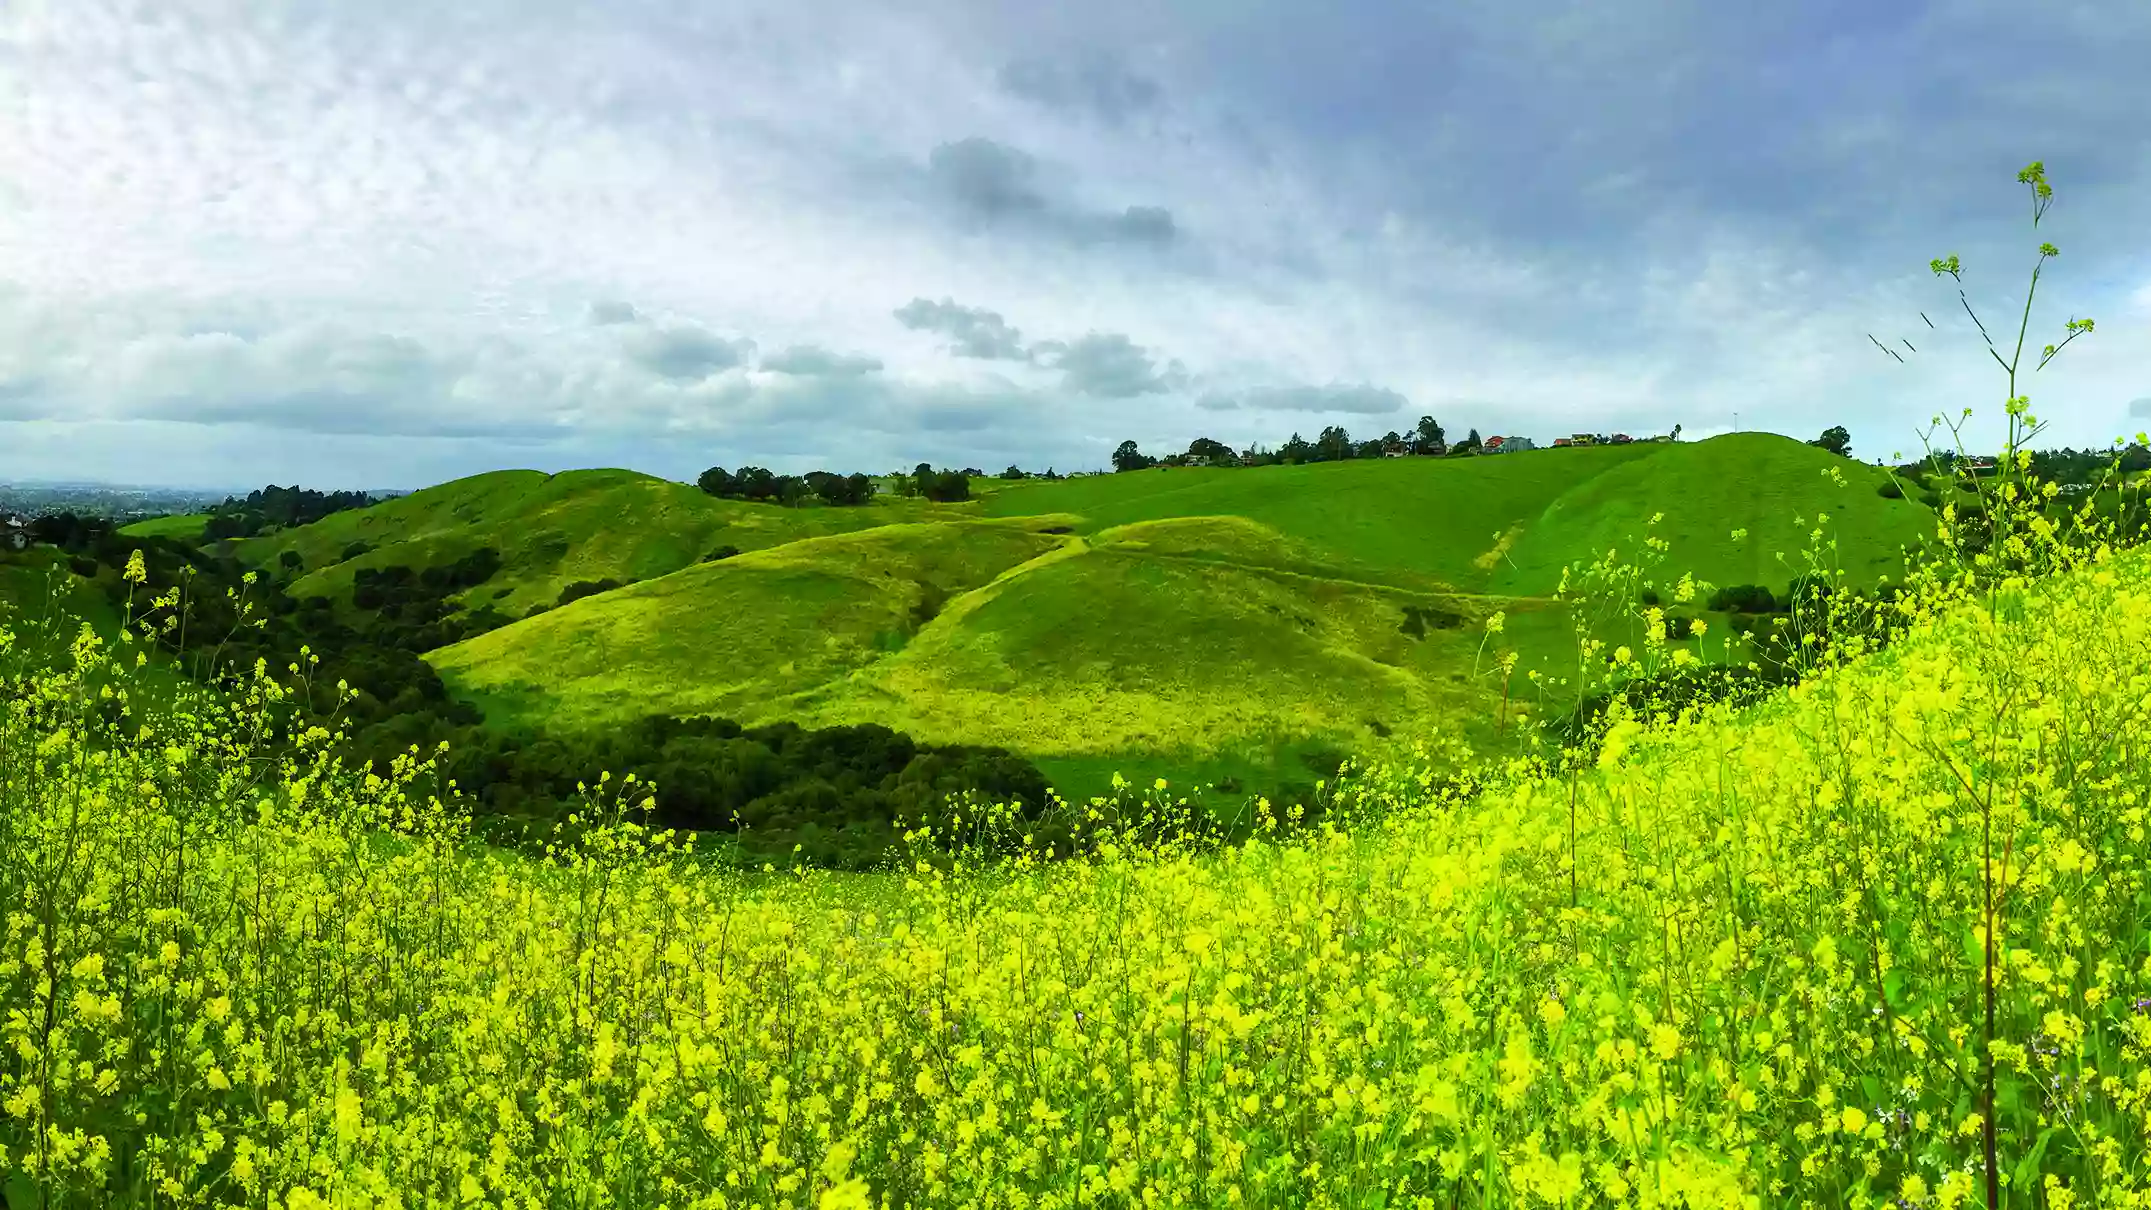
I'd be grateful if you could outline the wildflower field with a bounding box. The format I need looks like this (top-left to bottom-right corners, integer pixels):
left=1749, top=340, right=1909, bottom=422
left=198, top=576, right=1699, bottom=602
left=3, top=454, right=2150, bottom=1210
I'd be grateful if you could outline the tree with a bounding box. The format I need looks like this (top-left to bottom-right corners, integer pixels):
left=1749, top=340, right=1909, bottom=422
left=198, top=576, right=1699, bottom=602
left=1315, top=426, right=1354, bottom=461
left=1809, top=426, right=1853, bottom=457
left=1186, top=436, right=1235, bottom=463
left=919, top=468, right=971, bottom=502
left=696, top=467, right=737, bottom=497
left=1414, top=415, right=1446, bottom=453
left=1000, top=465, right=1027, bottom=480
left=1461, top=428, right=1483, bottom=452
left=1281, top=432, right=1313, bottom=464
left=1111, top=441, right=1154, bottom=472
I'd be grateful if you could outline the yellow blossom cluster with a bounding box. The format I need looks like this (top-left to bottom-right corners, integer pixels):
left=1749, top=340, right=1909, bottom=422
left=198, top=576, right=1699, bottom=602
left=2, top=471, right=2149, bottom=1207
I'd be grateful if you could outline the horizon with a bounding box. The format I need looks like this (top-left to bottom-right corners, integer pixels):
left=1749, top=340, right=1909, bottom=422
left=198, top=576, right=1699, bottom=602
left=3, top=1, right=2148, bottom=490
left=9, top=425, right=2142, bottom=500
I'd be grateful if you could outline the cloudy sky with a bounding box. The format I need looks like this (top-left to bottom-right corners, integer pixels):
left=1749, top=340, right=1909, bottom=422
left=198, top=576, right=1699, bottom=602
left=1, top=0, right=2147, bottom=490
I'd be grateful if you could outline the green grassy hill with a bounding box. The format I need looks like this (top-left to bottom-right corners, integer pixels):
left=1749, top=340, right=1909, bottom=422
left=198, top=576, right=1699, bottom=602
left=235, top=468, right=977, bottom=619
left=117, top=513, right=211, bottom=541
left=289, top=433, right=1935, bottom=802
left=428, top=517, right=1075, bottom=728
left=1485, top=433, right=1932, bottom=594
left=985, top=433, right=1931, bottom=595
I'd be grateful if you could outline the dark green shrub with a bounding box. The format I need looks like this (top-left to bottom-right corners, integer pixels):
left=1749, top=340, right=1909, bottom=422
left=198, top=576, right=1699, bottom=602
left=558, top=578, right=626, bottom=607
left=701, top=545, right=741, bottom=563
left=1706, top=584, right=1778, bottom=614
left=1877, top=481, right=1904, bottom=499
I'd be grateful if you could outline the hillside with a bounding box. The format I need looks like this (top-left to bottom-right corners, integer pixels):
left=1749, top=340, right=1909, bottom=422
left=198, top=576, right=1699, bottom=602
left=117, top=512, right=211, bottom=541
left=985, top=433, right=1932, bottom=595
left=217, top=433, right=1934, bottom=802
left=428, top=516, right=1075, bottom=727
left=233, top=468, right=975, bottom=619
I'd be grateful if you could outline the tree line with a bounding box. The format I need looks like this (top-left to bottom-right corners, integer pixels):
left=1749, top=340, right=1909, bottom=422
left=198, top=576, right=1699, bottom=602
left=1112, top=417, right=1484, bottom=471
left=696, top=463, right=977, bottom=505
left=202, top=484, right=388, bottom=540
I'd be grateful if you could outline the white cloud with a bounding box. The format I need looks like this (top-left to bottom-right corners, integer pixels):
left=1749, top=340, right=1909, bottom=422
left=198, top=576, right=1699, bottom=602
left=1, top=0, right=2146, bottom=487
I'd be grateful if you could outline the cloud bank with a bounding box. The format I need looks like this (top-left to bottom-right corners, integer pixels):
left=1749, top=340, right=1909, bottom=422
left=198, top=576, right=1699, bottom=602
left=0, top=0, right=2147, bottom=488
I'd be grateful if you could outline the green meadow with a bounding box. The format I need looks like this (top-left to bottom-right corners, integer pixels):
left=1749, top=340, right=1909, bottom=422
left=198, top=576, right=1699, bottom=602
left=401, top=432, right=1932, bottom=799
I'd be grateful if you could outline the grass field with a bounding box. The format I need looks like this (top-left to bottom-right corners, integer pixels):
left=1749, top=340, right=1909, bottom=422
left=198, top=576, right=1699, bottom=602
left=115, top=512, right=210, bottom=542
left=414, top=434, right=1918, bottom=799
left=983, top=434, right=1929, bottom=595
left=429, top=516, right=1075, bottom=729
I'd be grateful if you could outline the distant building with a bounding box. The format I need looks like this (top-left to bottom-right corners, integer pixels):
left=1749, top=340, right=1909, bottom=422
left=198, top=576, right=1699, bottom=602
left=1499, top=436, right=1538, bottom=453
left=1610, top=433, right=1633, bottom=445
left=1649, top=434, right=1673, bottom=443
left=1423, top=440, right=1449, bottom=457
left=2, top=514, right=30, bottom=552
left=1483, top=436, right=1507, bottom=453
left=1382, top=448, right=1409, bottom=458
left=1552, top=437, right=1573, bottom=448
left=1570, top=434, right=1599, bottom=447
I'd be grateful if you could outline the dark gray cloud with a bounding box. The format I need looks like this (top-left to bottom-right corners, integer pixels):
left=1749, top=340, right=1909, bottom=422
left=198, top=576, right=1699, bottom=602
left=759, top=345, right=883, bottom=377
left=927, top=138, right=1050, bottom=220
left=892, top=297, right=1030, bottom=359
left=997, top=53, right=1163, bottom=126
left=1031, top=332, right=1186, bottom=397
left=2131, top=397, right=2151, bottom=419
left=586, top=300, right=642, bottom=325
left=625, top=324, right=754, bottom=380
left=924, top=136, right=1180, bottom=248
left=1199, top=384, right=1409, bottom=415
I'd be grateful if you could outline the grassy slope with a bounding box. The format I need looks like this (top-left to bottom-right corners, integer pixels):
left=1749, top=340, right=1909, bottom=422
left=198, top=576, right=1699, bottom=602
left=790, top=523, right=1510, bottom=778
left=985, top=434, right=1928, bottom=597
left=418, top=435, right=1932, bottom=800
left=118, top=513, right=211, bottom=541
left=428, top=517, right=1075, bottom=730
left=981, top=444, right=1662, bottom=591
left=1486, top=433, right=1935, bottom=596
left=236, top=469, right=977, bottom=618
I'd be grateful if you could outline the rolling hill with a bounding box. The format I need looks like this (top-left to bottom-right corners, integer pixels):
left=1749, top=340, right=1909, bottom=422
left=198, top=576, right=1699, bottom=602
left=982, top=433, right=1933, bottom=596
left=232, top=468, right=980, bottom=619
left=427, top=516, right=1077, bottom=728
left=207, top=432, right=1938, bottom=801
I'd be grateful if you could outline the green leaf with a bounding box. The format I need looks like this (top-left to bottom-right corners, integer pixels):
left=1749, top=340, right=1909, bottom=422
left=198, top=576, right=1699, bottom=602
left=2012, top=1125, right=2061, bottom=1196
